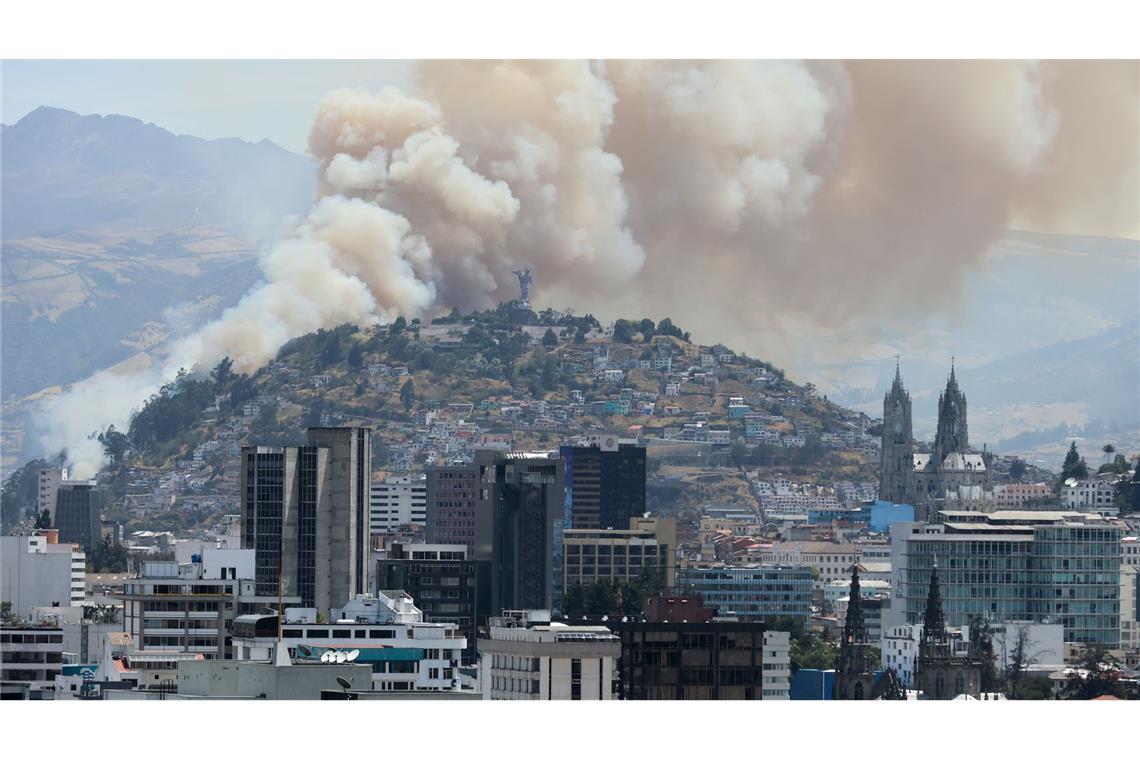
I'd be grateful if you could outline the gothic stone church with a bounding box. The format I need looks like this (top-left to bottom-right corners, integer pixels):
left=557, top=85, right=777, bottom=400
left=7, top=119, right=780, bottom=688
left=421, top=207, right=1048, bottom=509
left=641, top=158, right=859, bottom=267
left=835, top=561, right=983, bottom=700
left=879, top=362, right=989, bottom=511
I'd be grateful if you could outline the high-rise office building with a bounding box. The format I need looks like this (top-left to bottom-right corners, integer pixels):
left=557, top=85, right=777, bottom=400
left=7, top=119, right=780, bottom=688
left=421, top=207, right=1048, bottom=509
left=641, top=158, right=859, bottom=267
left=428, top=450, right=563, bottom=614
left=54, top=482, right=104, bottom=552
left=559, top=438, right=646, bottom=530
left=240, top=426, right=371, bottom=614
left=479, top=452, right=564, bottom=614
left=425, top=462, right=480, bottom=552
left=892, top=510, right=1122, bottom=645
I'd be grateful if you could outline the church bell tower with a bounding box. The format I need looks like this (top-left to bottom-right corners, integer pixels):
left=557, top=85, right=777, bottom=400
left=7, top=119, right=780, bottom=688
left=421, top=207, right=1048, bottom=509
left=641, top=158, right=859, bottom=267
left=879, top=359, right=914, bottom=504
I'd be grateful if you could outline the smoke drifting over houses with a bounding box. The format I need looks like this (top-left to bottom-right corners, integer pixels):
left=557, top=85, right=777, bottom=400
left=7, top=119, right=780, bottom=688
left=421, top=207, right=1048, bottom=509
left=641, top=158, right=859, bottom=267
left=36, top=60, right=1139, bottom=478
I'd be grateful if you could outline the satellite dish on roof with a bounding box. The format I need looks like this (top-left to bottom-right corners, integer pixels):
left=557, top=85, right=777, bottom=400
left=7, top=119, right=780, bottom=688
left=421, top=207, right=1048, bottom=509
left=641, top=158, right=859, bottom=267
left=346, top=650, right=360, bottom=662
left=1064, top=477, right=1078, bottom=487
left=335, top=651, right=348, bottom=664
left=320, top=651, right=334, bottom=663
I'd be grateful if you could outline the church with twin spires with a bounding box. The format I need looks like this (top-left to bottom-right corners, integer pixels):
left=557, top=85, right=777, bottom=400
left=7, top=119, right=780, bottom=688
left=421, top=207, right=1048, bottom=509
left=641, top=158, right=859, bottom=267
left=879, top=361, right=990, bottom=510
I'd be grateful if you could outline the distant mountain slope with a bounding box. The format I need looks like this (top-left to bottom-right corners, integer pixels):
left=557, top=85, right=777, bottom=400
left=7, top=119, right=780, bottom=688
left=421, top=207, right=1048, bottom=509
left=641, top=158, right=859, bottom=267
left=1, top=106, right=315, bottom=238
left=1, top=106, right=319, bottom=404
left=967, top=321, right=1140, bottom=424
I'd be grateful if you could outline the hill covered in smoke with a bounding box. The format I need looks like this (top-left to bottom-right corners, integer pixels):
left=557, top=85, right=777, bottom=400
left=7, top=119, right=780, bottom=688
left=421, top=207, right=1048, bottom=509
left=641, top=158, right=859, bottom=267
left=25, top=60, right=1139, bottom=479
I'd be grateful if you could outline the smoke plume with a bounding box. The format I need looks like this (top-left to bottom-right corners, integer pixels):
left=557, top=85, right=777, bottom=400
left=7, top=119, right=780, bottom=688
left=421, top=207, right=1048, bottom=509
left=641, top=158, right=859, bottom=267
left=36, top=60, right=1138, bottom=478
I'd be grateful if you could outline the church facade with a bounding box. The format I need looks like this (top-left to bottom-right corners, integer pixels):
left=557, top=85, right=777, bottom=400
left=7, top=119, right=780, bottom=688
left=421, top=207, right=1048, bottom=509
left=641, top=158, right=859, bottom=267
left=879, top=363, right=989, bottom=511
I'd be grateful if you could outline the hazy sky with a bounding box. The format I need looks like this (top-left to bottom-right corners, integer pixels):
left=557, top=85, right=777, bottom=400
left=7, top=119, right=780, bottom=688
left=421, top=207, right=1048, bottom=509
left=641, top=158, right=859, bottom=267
left=1, top=60, right=411, bottom=154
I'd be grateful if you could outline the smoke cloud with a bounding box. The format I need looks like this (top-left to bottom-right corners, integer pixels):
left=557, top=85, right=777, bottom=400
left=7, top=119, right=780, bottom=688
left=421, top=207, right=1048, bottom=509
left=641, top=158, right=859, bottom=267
left=36, top=60, right=1138, bottom=478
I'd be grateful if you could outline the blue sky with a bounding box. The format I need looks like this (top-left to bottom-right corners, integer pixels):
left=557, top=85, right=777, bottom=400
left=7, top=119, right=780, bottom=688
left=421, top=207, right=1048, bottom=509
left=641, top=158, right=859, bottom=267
left=1, top=60, right=411, bottom=154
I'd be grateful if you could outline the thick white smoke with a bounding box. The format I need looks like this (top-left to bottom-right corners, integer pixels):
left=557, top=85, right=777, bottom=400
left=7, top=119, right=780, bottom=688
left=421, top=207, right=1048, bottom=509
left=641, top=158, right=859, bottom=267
left=35, top=60, right=1138, bottom=479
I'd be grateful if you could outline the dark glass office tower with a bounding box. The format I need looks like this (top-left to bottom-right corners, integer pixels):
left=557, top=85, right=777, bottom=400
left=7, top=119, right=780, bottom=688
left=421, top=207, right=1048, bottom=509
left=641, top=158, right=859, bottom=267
left=54, top=483, right=104, bottom=551
left=241, top=426, right=371, bottom=614
left=559, top=441, right=646, bottom=530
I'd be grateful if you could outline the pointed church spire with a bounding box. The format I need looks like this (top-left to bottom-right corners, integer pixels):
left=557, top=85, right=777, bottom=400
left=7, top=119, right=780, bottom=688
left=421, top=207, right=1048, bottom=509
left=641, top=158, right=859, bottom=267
left=842, top=563, right=868, bottom=646
left=922, top=554, right=947, bottom=643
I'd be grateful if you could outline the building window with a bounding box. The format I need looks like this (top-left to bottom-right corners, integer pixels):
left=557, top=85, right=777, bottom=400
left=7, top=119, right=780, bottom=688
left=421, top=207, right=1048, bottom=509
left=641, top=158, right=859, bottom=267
left=571, top=658, right=582, bottom=701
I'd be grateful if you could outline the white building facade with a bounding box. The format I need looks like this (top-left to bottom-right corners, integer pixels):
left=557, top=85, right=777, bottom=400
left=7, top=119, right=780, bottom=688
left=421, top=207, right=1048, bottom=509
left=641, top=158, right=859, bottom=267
left=370, top=475, right=428, bottom=534
left=233, top=592, right=466, bottom=693
left=0, top=532, right=85, bottom=620
left=479, top=612, right=620, bottom=700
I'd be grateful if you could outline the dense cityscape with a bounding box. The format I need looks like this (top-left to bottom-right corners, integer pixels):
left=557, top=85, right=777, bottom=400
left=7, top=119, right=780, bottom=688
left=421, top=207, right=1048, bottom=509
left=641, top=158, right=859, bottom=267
left=3, top=266, right=1137, bottom=701
left=2, top=45, right=1138, bottom=754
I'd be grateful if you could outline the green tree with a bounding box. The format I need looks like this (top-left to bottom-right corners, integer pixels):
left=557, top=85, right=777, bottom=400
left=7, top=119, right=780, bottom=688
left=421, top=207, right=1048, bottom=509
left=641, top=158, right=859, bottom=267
left=317, top=331, right=343, bottom=369
left=638, top=318, right=656, bottom=341
left=388, top=316, right=407, bottom=336
left=564, top=583, right=586, bottom=619
left=400, top=379, right=417, bottom=411
left=1008, top=458, right=1028, bottom=481
left=99, top=425, right=130, bottom=465
left=613, top=319, right=635, bottom=344
left=347, top=342, right=365, bottom=370
left=542, top=328, right=558, bottom=348
left=1, top=601, right=19, bottom=625
left=1012, top=674, right=1054, bottom=700
left=1061, top=645, right=1125, bottom=700
left=210, top=356, right=234, bottom=389
left=34, top=509, right=52, bottom=529
left=1060, top=441, right=1089, bottom=482
left=586, top=580, right=620, bottom=617
left=968, top=616, right=1000, bottom=693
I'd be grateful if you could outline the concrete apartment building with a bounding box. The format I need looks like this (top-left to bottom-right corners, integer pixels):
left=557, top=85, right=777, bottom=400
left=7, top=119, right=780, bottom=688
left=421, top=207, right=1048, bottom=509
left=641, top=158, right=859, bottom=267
left=0, top=625, right=65, bottom=699
left=479, top=610, right=620, bottom=700
left=241, top=426, right=372, bottom=614
left=678, top=564, right=813, bottom=625
left=115, top=549, right=294, bottom=660
left=562, top=516, right=677, bottom=590
left=233, top=592, right=467, bottom=693
left=370, top=475, right=427, bottom=534
left=890, top=511, right=1122, bottom=645
left=37, top=467, right=67, bottom=523
left=1, top=531, right=85, bottom=620
left=374, top=542, right=491, bottom=664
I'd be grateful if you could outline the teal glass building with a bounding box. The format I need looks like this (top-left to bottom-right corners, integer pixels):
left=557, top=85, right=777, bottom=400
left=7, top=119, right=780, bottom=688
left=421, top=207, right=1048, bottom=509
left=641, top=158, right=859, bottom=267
left=899, top=512, right=1121, bottom=645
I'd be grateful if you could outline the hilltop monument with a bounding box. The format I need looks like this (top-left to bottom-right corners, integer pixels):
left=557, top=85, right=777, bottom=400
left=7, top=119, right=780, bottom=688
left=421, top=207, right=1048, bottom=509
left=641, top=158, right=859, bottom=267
left=513, top=267, right=533, bottom=308
left=509, top=266, right=537, bottom=325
